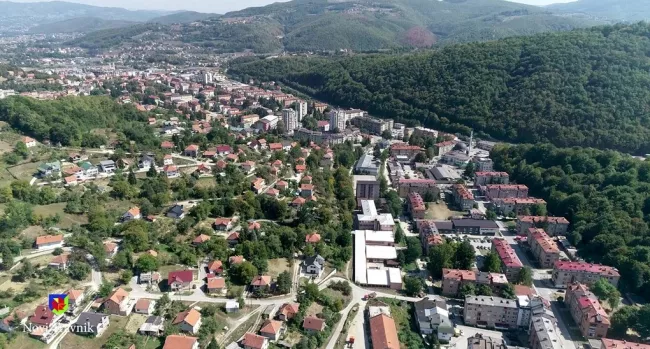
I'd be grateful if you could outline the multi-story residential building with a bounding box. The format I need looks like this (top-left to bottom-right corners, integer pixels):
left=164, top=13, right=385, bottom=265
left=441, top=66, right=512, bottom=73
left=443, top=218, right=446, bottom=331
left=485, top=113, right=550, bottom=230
left=472, top=157, right=494, bottom=172
left=355, top=200, right=395, bottom=231
left=463, top=296, right=519, bottom=329
left=435, top=141, right=456, bottom=156
left=355, top=175, right=380, bottom=203
left=390, top=143, right=424, bottom=159
left=491, top=238, right=523, bottom=280
left=397, top=179, right=439, bottom=199
left=452, top=184, right=475, bottom=210
left=529, top=315, right=564, bottom=349
left=281, top=109, right=298, bottom=135
left=491, top=198, right=547, bottom=215
left=441, top=269, right=508, bottom=297
left=474, top=172, right=509, bottom=186
left=552, top=261, right=620, bottom=288
left=528, top=228, right=561, bottom=269
left=565, top=283, right=610, bottom=338
left=482, top=184, right=529, bottom=200
left=408, top=192, right=426, bottom=219
left=350, top=115, right=393, bottom=135
left=517, top=216, right=570, bottom=236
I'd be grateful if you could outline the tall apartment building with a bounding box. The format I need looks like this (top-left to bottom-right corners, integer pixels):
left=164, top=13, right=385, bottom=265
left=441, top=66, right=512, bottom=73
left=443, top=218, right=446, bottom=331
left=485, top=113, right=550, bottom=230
left=474, top=172, right=510, bottom=186
left=463, top=296, right=519, bottom=329
left=528, top=228, right=561, bottom=269
left=517, top=216, right=570, bottom=236
left=482, top=185, right=529, bottom=200
left=529, top=315, right=564, bottom=349
left=452, top=184, right=475, bottom=210
left=296, top=100, right=308, bottom=121
left=441, top=269, right=508, bottom=297
left=397, top=179, right=439, bottom=199
left=491, top=238, right=523, bottom=280
left=354, top=175, right=380, bottom=204
left=552, top=261, right=620, bottom=288
left=282, top=109, right=298, bottom=135
left=356, top=200, right=395, bottom=231
left=565, top=283, right=610, bottom=338
left=407, top=192, right=426, bottom=219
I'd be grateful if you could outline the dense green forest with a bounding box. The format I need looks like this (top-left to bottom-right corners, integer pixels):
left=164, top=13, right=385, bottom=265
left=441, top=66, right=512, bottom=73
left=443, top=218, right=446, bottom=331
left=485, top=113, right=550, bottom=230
left=491, top=143, right=650, bottom=298
left=0, top=96, right=158, bottom=149
left=231, top=23, right=650, bottom=154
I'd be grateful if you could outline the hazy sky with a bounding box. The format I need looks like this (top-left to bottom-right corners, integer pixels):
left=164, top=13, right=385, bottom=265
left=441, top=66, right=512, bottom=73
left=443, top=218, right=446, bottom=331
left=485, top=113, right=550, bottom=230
left=8, top=0, right=578, bottom=13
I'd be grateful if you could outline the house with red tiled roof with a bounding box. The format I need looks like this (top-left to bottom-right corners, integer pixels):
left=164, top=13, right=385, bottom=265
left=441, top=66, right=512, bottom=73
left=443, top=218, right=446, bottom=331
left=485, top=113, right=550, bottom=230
left=302, top=316, right=326, bottom=333
left=168, top=270, right=194, bottom=291
left=259, top=319, right=283, bottom=341
left=172, top=308, right=202, bottom=334
left=242, top=332, right=269, bottom=349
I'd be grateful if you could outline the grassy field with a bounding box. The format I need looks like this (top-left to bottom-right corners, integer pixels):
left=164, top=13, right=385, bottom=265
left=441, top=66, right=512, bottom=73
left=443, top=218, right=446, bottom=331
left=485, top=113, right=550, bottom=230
left=10, top=333, right=46, bottom=349
left=60, top=315, right=129, bottom=349
left=425, top=202, right=464, bottom=220
left=267, top=258, right=291, bottom=279
left=32, top=203, right=88, bottom=229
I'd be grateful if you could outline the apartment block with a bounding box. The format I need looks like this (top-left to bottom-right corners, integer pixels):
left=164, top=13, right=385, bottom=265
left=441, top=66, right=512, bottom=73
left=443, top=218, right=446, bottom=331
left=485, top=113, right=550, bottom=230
left=552, top=261, right=620, bottom=288
left=491, top=238, right=523, bottom=280
left=463, top=296, right=519, bottom=329
left=565, top=283, right=610, bottom=339
left=474, top=172, right=509, bottom=186
left=528, top=228, right=561, bottom=269
left=397, top=179, right=439, bottom=199
left=452, top=184, right=475, bottom=210
left=517, top=216, right=570, bottom=236
left=441, top=269, right=507, bottom=297
left=407, top=192, right=426, bottom=219
left=482, top=185, right=529, bottom=200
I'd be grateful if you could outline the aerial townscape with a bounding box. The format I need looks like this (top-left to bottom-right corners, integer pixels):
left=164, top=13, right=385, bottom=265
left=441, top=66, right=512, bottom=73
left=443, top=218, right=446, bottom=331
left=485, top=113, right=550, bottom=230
left=0, top=1, right=649, bottom=349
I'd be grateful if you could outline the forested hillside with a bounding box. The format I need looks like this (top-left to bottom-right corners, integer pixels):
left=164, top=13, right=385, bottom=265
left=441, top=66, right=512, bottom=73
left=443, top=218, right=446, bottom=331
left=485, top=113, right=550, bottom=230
left=0, top=96, right=158, bottom=149
left=491, top=143, right=650, bottom=298
left=230, top=23, right=650, bottom=154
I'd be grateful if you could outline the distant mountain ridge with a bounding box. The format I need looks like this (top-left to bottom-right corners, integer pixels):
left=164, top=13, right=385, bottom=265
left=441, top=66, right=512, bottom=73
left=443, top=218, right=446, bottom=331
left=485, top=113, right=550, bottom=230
left=548, top=0, right=650, bottom=22
left=69, top=0, right=602, bottom=53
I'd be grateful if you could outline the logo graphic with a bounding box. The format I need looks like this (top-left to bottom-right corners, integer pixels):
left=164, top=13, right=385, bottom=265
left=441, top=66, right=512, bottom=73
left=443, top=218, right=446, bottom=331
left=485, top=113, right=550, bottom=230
left=48, top=294, right=69, bottom=315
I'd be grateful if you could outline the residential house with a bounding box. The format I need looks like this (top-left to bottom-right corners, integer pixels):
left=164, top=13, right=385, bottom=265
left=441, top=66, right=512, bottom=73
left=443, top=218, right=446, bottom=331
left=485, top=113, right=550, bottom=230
left=134, top=299, right=155, bottom=315
left=302, top=317, right=326, bottom=333
left=369, top=313, right=399, bottom=349
left=35, top=234, right=64, bottom=250
left=304, top=255, right=325, bottom=277
left=162, top=335, right=199, bottom=349
left=259, top=320, right=283, bottom=341
left=167, top=205, right=186, bottom=219
left=184, top=144, right=200, bottom=157
left=168, top=270, right=194, bottom=291
left=277, top=303, right=300, bottom=321
left=122, top=207, right=141, bottom=222
left=172, top=309, right=202, bottom=334
left=48, top=253, right=70, bottom=270
left=104, top=288, right=134, bottom=316
left=207, top=277, right=226, bottom=294
left=72, top=312, right=109, bottom=337
left=250, top=275, right=272, bottom=292
left=214, top=218, right=234, bottom=231
left=242, top=333, right=269, bottom=349
left=139, top=315, right=165, bottom=336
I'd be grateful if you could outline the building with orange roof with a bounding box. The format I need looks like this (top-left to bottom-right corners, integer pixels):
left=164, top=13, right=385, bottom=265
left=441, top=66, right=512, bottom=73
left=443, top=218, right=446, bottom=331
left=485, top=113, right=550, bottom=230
left=259, top=319, right=283, bottom=341
left=565, top=283, right=610, bottom=338
left=172, top=308, right=202, bottom=334
left=369, top=313, right=399, bottom=349
left=162, top=335, right=199, bottom=349
left=104, top=288, right=133, bottom=316
left=34, top=234, right=64, bottom=250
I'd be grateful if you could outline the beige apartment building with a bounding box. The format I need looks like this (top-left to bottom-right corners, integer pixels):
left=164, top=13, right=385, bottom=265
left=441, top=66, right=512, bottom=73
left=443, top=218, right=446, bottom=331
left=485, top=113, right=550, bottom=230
left=463, top=296, right=519, bottom=329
